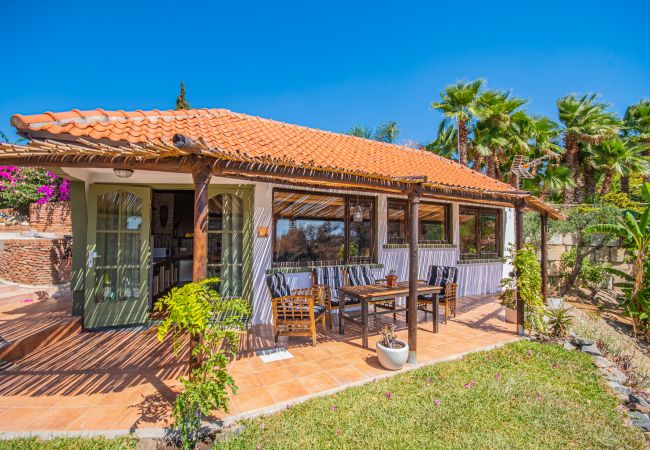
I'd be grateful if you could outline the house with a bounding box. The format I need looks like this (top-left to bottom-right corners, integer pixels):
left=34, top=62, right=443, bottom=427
left=0, top=108, right=561, bottom=334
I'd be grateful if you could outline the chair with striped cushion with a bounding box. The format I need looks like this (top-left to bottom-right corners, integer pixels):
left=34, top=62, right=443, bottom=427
left=348, top=265, right=396, bottom=320
left=312, top=266, right=357, bottom=329
left=265, top=272, right=325, bottom=345
left=417, top=265, right=459, bottom=327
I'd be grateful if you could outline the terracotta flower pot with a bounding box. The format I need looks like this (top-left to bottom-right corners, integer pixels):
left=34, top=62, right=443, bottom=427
left=386, top=274, right=397, bottom=288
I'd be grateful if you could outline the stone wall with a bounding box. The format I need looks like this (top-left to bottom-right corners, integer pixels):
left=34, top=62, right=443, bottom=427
left=0, top=238, right=72, bottom=285
left=28, top=202, right=72, bottom=233
left=546, top=233, right=631, bottom=289
left=0, top=202, right=72, bottom=233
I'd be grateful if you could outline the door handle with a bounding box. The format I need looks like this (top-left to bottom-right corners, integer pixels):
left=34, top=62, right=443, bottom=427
left=87, top=251, right=101, bottom=268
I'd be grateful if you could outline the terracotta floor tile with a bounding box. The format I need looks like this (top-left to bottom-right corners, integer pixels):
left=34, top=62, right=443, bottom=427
left=256, top=366, right=295, bottom=386
left=313, top=356, right=349, bottom=371
left=233, top=373, right=263, bottom=392
left=230, top=387, right=275, bottom=412
left=327, top=366, right=369, bottom=386
left=265, top=381, right=309, bottom=403
left=282, top=360, right=322, bottom=378
left=297, top=373, right=339, bottom=394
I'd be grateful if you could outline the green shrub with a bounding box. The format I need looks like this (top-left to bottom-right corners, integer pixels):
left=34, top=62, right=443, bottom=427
left=500, top=245, right=546, bottom=333
left=155, top=278, right=250, bottom=449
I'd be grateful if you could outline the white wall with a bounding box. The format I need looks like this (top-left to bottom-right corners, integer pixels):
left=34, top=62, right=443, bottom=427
left=63, top=168, right=515, bottom=325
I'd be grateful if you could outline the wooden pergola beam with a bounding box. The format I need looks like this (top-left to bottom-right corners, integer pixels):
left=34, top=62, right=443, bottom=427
left=540, top=212, right=549, bottom=301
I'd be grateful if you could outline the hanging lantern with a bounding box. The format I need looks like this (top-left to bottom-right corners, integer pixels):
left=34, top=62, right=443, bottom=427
left=352, top=204, right=363, bottom=222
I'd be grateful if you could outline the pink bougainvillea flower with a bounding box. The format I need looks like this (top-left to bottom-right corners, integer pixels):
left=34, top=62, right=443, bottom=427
left=335, top=429, right=342, bottom=436
left=527, top=350, right=534, bottom=357
left=551, top=363, right=558, bottom=369
left=486, top=353, right=493, bottom=361
left=385, top=391, right=392, bottom=399
left=470, top=380, right=477, bottom=387
left=464, top=383, right=470, bottom=389
left=331, top=405, right=337, bottom=411
left=536, top=394, right=543, bottom=401
left=285, top=404, right=291, bottom=410
left=495, top=373, right=501, bottom=380
left=256, top=444, right=262, bottom=450
left=434, top=399, right=441, bottom=405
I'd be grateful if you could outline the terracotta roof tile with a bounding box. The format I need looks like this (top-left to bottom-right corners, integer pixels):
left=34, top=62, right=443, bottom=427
left=11, top=107, right=520, bottom=194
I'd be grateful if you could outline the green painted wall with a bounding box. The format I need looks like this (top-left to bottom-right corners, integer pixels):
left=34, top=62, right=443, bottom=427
left=70, top=180, right=87, bottom=317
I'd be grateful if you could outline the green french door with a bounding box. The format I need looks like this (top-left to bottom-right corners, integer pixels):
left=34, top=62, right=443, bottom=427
left=207, top=187, right=253, bottom=301
left=84, top=185, right=151, bottom=328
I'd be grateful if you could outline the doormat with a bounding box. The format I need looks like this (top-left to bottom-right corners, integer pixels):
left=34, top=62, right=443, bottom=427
left=256, top=347, right=294, bottom=363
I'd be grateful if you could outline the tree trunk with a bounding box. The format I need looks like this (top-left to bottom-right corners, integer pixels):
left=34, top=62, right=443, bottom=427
left=582, top=161, right=596, bottom=202
left=486, top=155, right=495, bottom=178
left=562, top=135, right=578, bottom=204
left=600, top=170, right=614, bottom=196
left=457, top=118, right=468, bottom=166
left=620, top=175, right=630, bottom=193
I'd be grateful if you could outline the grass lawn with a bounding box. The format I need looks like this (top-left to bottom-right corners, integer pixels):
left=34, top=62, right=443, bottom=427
left=222, top=340, right=643, bottom=449
left=0, top=436, right=136, bottom=450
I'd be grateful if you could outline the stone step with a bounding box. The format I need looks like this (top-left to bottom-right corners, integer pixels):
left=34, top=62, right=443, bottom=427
left=0, top=285, right=56, bottom=304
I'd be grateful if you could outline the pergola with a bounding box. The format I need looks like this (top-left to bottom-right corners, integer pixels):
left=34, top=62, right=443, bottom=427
left=0, top=108, right=564, bottom=363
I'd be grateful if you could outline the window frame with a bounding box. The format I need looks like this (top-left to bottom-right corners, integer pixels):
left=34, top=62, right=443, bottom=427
left=271, top=188, right=377, bottom=267
left=458, top=206, right=503, bottom=260
left=386, top=198, right=452, bottom=245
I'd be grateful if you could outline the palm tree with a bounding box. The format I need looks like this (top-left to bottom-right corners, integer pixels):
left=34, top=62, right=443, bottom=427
left=426, top=121, right=456, bottom=159
left=346, top=121, right=400, bottom=143
left=623, top=100, right=650, bottom=187
left=347, top=125, right=373, bottom=139
left=431, top=79, right=485, bottom=166
left=473, top=90, right=528, bottom=180
left=375, top=121, right=400, bottom=143
left=557, top=94, right=620, bottom=204
left=592, top=138, right=649, bottom=195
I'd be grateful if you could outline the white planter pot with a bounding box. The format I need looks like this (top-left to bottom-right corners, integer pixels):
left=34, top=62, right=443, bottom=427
left=376, top=339, right=409, bottom=370
left=505, top=307, right=517, bottom=323
left=546, top=297, right=564, bottom=310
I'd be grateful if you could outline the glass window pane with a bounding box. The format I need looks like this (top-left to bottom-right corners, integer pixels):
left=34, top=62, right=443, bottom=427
left=349, top=198, right=373, bottom=264
left=459, top=210, right=478, bottom=258
left=95, top=268, right=118, bottom=303
left=121, top=192, right=143, bottom=231
left=480, top=212, right=498, bottom=258
left=96, top=232, right=118, bottom=267
left=419, top=203, right=447, bottom=243
left=273, top=192, right=345, bottom=265
left=119, top=268, right=140, bottom=301
left=387, top=200, right=407, bottom=244
left=97, top=191, right=120, bottom=230
left=120, top=233, right=140, bottom=266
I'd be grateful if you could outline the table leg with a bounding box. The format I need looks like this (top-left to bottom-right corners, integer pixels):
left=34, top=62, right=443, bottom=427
left=339, top=293, right=346, bottom=335
left=434, top=293, right=439, bottom=334
left=362, top=299, right=369, bottom=349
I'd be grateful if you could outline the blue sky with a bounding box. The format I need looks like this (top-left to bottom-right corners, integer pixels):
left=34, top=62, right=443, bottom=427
left=1, top=0, right=648, bottom=144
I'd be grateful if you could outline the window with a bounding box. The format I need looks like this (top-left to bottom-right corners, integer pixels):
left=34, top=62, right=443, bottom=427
left=273, top=190, right=375, bottom=266
left=387, top=199, right=451, bottom=244
left=459, top=207, right=501, bottom=260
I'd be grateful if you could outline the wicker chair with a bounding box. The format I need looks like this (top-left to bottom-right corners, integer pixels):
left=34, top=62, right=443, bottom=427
left=417, top=265, right=458, bottom=328
left=265, top=273, right=326, bottom=346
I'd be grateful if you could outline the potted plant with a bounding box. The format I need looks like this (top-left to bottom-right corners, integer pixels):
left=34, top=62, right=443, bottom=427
left=376, top=324, right=409, bottom=370
left=498, top=273, right=518, bottom=323
left=385, top=270, right=398, bottom=288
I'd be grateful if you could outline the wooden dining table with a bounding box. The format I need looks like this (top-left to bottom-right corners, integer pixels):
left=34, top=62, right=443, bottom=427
left=338, top=281, right=442, bottom=349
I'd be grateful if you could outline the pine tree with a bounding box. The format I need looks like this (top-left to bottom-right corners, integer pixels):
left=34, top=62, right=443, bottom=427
left=175, top=81, right=190, bottom=110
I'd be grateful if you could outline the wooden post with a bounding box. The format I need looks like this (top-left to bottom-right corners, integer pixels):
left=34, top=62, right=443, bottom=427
left=540, top=212, right=548, bottom=302
left=407, top=188, right=420, bottom=364
left=515, top=204, right=525, bottom=335
left=190, top=161, right=212, bottom=373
